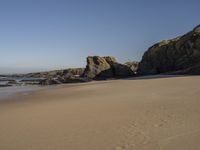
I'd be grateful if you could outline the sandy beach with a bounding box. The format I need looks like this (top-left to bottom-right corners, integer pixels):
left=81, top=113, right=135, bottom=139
left=0, top=76, right=200, bottom=150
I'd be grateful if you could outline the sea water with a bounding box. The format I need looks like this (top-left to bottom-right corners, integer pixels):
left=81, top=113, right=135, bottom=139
left=0, top=77, right=46, bottom=100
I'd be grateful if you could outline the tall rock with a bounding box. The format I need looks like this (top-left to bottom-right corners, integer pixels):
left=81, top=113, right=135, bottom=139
left=138, top=24, right=200, bottom=75
left=83, top=56, right=116, bottom=79
left=83, top=56, right=135, bottom=79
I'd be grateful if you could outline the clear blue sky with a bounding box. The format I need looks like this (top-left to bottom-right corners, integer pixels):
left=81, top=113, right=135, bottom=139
left=0, top=0, right=199, bottom=74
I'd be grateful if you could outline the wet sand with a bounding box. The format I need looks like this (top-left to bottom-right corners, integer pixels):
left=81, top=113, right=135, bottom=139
left=0, top=76, right=200, bottom=150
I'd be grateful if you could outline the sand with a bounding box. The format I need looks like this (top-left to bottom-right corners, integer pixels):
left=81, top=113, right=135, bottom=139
left=0, top=76, right=200, bottom=150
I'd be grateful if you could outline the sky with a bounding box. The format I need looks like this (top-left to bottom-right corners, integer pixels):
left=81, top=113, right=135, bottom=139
left=0, top=0, right=199, bottom=74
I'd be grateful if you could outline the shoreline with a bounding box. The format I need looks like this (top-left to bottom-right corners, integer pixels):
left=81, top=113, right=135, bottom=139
left=0, top=75, right=192, bottom=102
left=0, top=79, right=114, bottom=102
left=0, top=74, right=191, bottom=98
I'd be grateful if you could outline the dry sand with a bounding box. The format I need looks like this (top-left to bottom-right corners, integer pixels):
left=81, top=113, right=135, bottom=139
left=0, top=76, right=200, bottom=150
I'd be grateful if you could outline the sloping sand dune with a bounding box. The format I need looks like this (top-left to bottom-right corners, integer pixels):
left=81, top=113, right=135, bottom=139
left=0, top=76, right=200, bottom=150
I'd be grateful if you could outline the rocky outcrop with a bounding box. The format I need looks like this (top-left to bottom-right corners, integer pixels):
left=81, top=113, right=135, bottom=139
left=26, top=68, right=85, bottom=78
left=37, top=68, right=88, bottom=85
left=83, top=56, right=116, bottom=79
left=11, top=68, right=86, bottom=85
left=138, top=24, right=200, bottom=75
left=112, top=63, right=135, bottom=78
left=0, top=57, right=137, bottom=86
left=83, top=56, right=135, bottom=79
left=39, top=78, right=61, bottom=85
left=124, top=61, right=139, bottom=73
left=7, top=80, right=18, bottom=85
left=33, top=56, right=136, bottom=85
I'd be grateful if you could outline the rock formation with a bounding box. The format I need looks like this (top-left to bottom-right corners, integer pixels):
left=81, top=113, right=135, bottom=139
left=4, top=58, right=136, bottom=86
left=83, top=56, right=135, bottom=79
left=138, top=24, right=200, bottom=75
left=124, top=61, right=139, bottom=73
left=16, top=68, right=86, bottom=85
left=26, top=68, right=85, bottom=78
left=83, top=56, right=116, bottom=79
left=37, top=68, right=87, bottom=85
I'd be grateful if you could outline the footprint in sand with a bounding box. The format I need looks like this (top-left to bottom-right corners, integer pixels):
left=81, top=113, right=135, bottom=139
left=113, top=121, right=150, bottom=150
left=159, top=130, right=200, bottom=150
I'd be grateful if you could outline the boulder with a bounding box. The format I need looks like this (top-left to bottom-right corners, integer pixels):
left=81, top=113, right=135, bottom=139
left=83, top=56, right=114, bottom=79
left=39, top=71, right=89, bottom=85
left=63, top=68, right=85, bottom=77
left=138, top=24, right=200, bottom=75
left=28, top=68, right=85, bottom=85
left=7, top=80, right=17, bottom=85
left=39, top=78, right=61, bottom=85
left=124, top=61, right=139, bottom=73
left=83, top=56, right=135, bottom=79
left=112, top=63, right=134, bottom=78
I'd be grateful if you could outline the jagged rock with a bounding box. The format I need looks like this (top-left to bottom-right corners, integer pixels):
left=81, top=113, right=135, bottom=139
left=138, top=24, right=200, bottom=75
left=83, top=56, right=135, bottom=79
left=103, top=56, right=117, bottom=65
left=27, top=68, right=85, bottom=85
left=26, top=68, right=85, bottom=78
left=83, top=56, right=114, bottom=79
left=112, top=63, right=134, bottom=78
left=194, top=24, right=200, bottom=33
left=63, top=68, right=85, bottom=77
left=7, top=80, right=17, bottom=85
left=124, top=61, right=139, bottom=73
left=39, top=78, right=61, bottom=85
